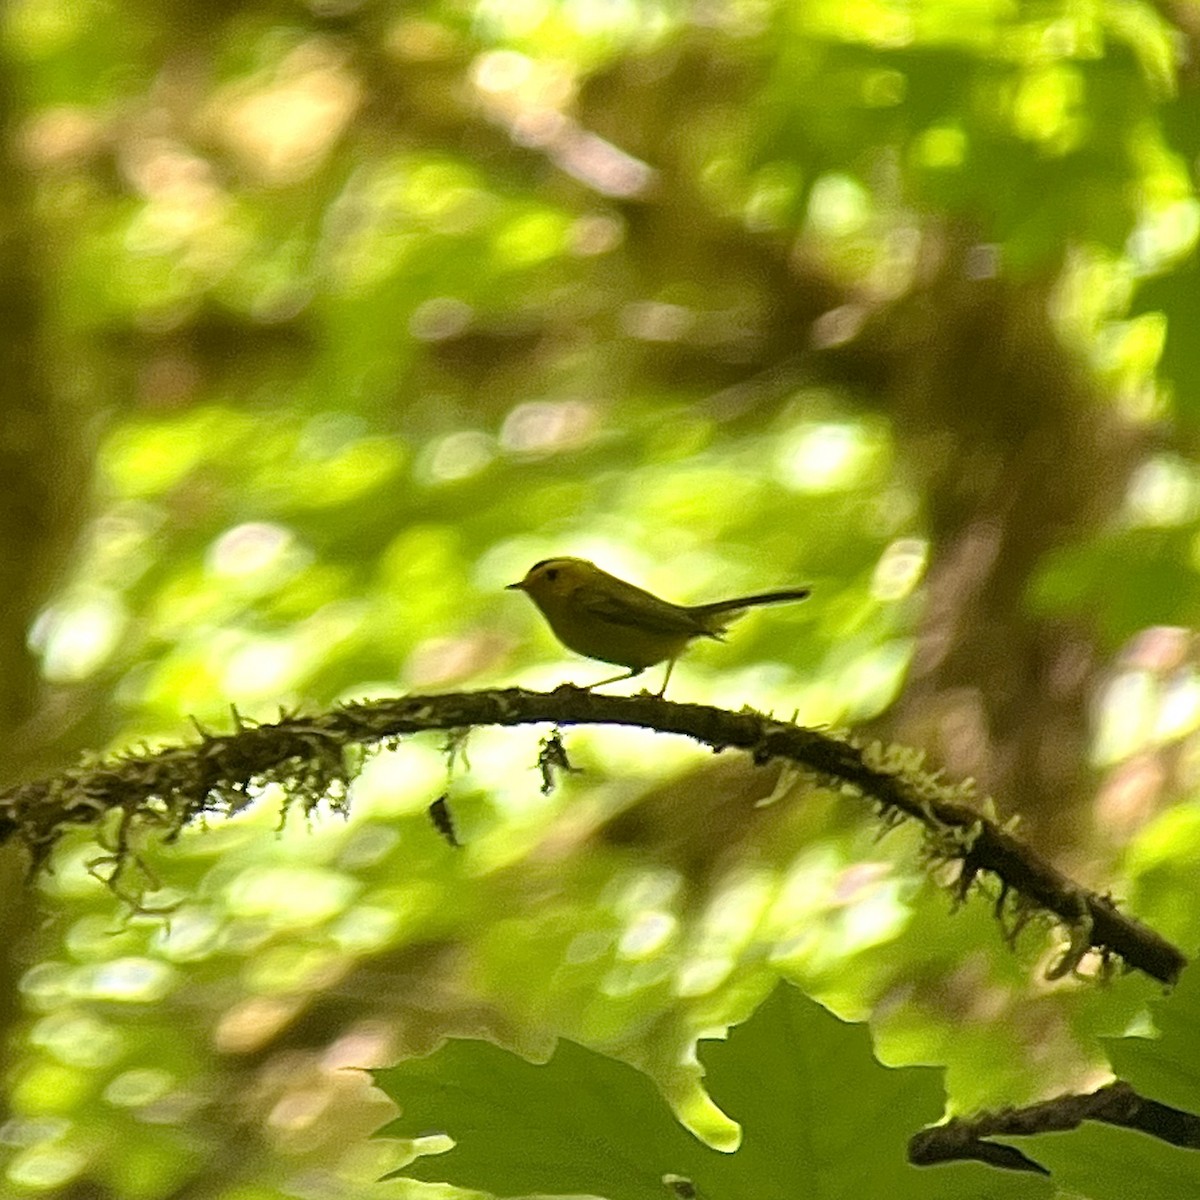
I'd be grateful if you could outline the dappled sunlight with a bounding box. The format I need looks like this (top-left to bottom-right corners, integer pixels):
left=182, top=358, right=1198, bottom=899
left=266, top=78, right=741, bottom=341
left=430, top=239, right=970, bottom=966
left=329, top=904, right=403, bottom=954
left=500, top=399, right=599, bottom=454
left=682, top=869, right=774, bottom=967
left=1155, top=669, right=1200, bottom=740
left=418, top=429, right=495, bottom=483
left=403, top=631, right=512, bottom=686
left=30, top=590, right=126, bottom=682
left=72, top=958, right=176, bottom=1003
left=349, top=745, right=448, bottom=819
left=215, top=995, right=304, bottom=1054
left=600, top=955, right=675, bottom=997
left=5, top=1144, right=88, bottom=1193
left=105, top=142, right=247, bottom=322
left=3, top=0, right=1199, bottom=1192
left=775, top=419, right=890, bottom=493
left=17, top=104, right=104, bottom=169
left=871, top=537, right=928, bottom=601
left=152, top=909, right=222, bottom=962
left=30, top=1010, right=123, bottom=1068
left=103, top=1067, right=175, bottom=1109
left=805, top=173, right=872, bottom=240
left=213, top=635, right=301, bottom=699
left=471, top=46, right=655, bottom=198
left=1095, top=754, right=1167, bottom=838
left=225, top=865, right=358, bottom=928
left=1088, top=625, right=1200, bottom=849
left=408, top=296, right=475, bottom=342
left=568, top=209, right=625, bottom=255
left=207, top=521, right=309, bottom=583
left=1124, top=454, right=1200, bottom=526
left=206, top=38, right=362, bottom=186
left=1094, top=628, right=1200, bottom=763
left=1128, top=198, right=1200, bottom=274
left=834, top=640, right=913, bottom=721
left=771, top=859, right=910, bottom=972
left=1013, top=63, right=1085, bottom=151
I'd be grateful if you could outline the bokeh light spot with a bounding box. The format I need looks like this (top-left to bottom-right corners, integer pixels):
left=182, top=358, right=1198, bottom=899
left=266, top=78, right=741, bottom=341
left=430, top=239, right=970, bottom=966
left=104, top=1068, right=174, bottom=1109
left=776, top=421, right=884, bottom=492
left=225, top=866, right=357, bottom=928
left=871, top=538, right=928, bottom=601
left=73, top=958, right=176, bottom=1003
left=30, top=592, right=126, bottom=682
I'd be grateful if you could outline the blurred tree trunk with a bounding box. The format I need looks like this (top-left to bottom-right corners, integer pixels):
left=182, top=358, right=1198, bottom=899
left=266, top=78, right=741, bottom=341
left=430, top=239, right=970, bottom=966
left=831, top=236, right=1142, bottom=860
left=0, top=86, right=87, bottom=781
left=0, top=61, right=91, bottom=1101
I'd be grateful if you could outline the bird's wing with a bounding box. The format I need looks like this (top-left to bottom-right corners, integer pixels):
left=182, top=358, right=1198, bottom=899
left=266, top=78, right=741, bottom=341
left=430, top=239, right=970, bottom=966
left=573, top=582, right=710, bottom=636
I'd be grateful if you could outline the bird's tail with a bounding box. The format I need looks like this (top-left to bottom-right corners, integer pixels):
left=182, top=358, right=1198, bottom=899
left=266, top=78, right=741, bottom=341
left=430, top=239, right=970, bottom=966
left=693, top=588, right=811, bottom=621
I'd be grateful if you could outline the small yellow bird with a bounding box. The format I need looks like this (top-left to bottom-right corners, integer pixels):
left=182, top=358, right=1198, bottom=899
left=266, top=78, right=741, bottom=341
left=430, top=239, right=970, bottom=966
left=507, top=557, right=810, bottom=695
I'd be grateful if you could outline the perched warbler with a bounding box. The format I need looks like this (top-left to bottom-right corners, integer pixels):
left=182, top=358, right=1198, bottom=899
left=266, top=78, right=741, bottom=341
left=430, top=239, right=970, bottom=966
left=507, top=557, right=810, bottom=695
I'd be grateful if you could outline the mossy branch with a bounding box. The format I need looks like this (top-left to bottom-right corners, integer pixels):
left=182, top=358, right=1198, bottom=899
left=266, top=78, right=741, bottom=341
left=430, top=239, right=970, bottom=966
left=909, top=1080, right=1200, bottom=1172
left=0, top=685, right=1186, bottom=985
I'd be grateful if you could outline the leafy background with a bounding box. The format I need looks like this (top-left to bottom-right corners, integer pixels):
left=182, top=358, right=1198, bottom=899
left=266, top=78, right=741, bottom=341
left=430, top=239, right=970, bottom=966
left=3, top=0, right=1200, bottom=1196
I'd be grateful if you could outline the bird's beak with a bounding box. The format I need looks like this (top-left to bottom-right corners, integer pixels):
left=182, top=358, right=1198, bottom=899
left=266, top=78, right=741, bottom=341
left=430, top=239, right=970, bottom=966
left=505, top=580, right=525, bottom=591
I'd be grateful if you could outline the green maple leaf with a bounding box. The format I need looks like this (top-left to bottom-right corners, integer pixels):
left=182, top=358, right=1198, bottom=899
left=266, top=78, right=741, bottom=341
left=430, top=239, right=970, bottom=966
left=1106, top=959, right=1200, bottom=1115
left=375, top=982, right=1049, bottom=1199
left=1016, top=1124, right=1200, bottom=1200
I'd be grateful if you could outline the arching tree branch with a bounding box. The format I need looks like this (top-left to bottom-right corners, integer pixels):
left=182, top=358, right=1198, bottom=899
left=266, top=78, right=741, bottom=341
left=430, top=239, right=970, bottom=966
left=0, top=686, right=1186, bottom=984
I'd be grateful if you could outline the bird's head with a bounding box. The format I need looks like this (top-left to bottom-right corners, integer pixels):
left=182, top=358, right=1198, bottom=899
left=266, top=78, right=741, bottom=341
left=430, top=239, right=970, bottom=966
left=506, top=557, right=593, bottom=606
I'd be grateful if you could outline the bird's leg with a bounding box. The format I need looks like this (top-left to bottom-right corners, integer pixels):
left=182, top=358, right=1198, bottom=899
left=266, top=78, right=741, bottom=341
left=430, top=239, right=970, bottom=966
left=583, top=666, right=645, bottom=691
left=655, top=658, right=677, bottom=698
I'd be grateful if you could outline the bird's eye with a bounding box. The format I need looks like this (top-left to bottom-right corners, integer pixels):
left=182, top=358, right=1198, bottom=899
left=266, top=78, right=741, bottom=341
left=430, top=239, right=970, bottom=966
left=545, top=567, right=559, bottom=582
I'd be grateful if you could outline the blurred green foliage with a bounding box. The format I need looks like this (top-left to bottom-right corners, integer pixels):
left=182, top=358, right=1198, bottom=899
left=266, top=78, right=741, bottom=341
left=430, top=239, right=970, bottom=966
left=1, top=0, right=1200, bottom=1196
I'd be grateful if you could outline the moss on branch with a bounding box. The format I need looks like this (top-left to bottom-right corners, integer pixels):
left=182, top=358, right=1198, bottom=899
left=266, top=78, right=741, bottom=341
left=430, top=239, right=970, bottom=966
left=0, top=685, right=1185, bottom=985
